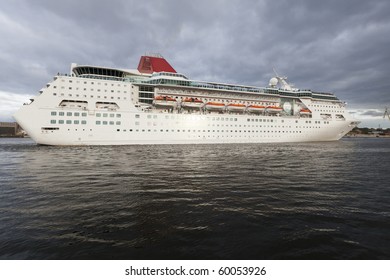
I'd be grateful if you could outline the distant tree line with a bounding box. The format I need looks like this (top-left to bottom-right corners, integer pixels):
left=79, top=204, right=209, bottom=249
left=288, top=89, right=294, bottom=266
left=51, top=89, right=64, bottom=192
left=350, top=127, right=390, bottom=135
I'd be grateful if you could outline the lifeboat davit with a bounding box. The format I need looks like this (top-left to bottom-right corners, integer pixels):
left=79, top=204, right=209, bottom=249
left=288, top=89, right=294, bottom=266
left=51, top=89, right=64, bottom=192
left=266, top=106, right=283, bottom=114
left=247, top=105, right=266, bottom=114
left=153, top=95, right=177, bottom=108
left=181, top=97, right=204, bottom=109
left=226, top=103, right=246, bottom=112
left=204, top=102, right=225, bottom=111
left=300, top=108, right=312, bottom=115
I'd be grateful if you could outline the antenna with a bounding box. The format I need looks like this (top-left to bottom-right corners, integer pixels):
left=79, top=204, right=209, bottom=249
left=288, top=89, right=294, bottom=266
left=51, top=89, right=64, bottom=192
left=271, top=68, right=293, bottom=91
left=384, top=107, right=390, bottom=120
left=272, top=67, right=279, bottom=77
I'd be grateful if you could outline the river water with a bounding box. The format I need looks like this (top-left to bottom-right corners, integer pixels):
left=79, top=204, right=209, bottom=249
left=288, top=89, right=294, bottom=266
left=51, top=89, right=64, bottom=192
left=0, top=138, right=389, bottom=259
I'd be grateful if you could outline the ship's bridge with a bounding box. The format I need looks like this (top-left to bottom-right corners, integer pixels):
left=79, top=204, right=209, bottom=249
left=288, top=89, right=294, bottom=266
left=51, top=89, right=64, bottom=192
left=72, top=65, right=128, bottom=78
left=71, top=64, right=149, bottom=82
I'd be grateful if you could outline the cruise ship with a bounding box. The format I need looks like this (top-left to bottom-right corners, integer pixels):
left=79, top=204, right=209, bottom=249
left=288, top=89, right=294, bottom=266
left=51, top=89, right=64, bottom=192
left=13, top=54, right=359, bottom=145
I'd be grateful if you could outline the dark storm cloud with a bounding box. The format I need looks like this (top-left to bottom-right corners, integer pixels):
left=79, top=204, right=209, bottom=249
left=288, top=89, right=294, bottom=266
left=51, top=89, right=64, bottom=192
left=1, top=0, right=390, bottom=111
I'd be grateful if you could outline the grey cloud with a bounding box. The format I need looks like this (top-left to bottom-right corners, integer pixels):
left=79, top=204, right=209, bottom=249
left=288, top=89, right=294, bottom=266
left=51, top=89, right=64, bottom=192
left=1, top=0, right=390, bottom=110
left=360, top=110, right=385, bottom=117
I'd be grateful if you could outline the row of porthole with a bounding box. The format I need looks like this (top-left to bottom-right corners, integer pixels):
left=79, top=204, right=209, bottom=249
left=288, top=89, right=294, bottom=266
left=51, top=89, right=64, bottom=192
left=51, top=111, right=87, bottom=117
left=116, top=129, right=304, bottom=134
left=50, top=120, right=87, bottom=124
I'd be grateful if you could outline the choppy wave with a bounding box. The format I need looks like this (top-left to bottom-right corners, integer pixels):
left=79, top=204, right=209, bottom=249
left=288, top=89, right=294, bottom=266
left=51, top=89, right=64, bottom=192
left=0, top=138, right=389, bottom=259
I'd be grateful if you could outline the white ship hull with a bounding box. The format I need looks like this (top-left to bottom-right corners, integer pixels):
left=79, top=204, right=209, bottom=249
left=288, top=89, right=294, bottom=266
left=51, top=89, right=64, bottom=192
left=13, top=54, right=359, bottom=146
left=14, top=105, right=356, bottom=146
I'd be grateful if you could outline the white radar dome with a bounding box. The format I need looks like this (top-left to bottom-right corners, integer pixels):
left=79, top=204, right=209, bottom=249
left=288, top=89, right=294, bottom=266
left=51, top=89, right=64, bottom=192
left=269, top=77, right=278, bottom=87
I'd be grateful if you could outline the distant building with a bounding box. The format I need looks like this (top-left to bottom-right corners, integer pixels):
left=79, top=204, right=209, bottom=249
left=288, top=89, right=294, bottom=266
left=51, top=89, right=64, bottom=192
left=0, top=122, right=24, bottom=137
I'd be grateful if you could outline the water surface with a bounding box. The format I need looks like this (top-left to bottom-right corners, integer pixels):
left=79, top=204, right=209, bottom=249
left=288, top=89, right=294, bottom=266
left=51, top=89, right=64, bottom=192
left=0, top=138, right=389, bottom=259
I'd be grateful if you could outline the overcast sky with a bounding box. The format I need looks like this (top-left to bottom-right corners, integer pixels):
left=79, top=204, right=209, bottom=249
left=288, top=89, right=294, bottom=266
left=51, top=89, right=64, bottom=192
left=1, top=0, right=390, bottom=127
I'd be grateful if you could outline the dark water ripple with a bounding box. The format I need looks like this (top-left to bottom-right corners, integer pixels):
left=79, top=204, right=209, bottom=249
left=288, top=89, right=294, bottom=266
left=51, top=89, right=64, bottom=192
left=0, top=137, right=389, bottom=259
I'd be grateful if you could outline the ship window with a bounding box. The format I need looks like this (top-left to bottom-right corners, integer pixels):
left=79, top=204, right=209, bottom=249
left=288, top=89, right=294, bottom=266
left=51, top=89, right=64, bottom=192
left=109, top=121, right=114, bottom=125
left=81, top=120, right=87, bottom=125
left=59, top=120, right=64, bottom=124
left=96, top=121, right=101, bottom=125
left=50, top=120, right=56, bottom=124
left=135, top=114, right=140, bottom=118
left=110, top=113, right=114, bottom=118
left=74, top=120, right=79, bottom=124
left=103, top=121, right=108, bottom=125
left=103, top=113, right=108, bottom=117
left=51, top=112, right=57, bottom=116
left=116, top=114, right=121, bottom=118
left=74, top=112, right=80, bottom=117
left=66, top=120, right=71, bottom=124
left=116, top=121, right=121, bottom=125
left=67, top=112, right=72, bottom=116
left=96, top=113, right=101, bottom=117
left=82, top=113, right=87, bottom=117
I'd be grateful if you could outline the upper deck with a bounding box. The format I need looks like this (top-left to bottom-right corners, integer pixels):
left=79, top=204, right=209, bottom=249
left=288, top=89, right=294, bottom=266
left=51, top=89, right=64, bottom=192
left=69, top=54, right=340, bottom=102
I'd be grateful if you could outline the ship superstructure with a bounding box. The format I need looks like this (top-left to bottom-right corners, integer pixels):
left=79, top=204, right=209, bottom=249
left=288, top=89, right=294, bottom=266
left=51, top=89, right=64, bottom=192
left=14, top=54, right=359, bottom=145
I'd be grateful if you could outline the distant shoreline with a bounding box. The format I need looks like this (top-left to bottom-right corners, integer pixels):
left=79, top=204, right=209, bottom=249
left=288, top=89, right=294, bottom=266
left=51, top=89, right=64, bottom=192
left=344, top=134, right=390, bottom=138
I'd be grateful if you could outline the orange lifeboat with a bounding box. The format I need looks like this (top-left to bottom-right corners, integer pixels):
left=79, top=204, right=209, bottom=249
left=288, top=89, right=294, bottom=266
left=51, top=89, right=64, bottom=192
left=181, top=97, right=204, bottom=109
left=204, top=102, right=225, bottom=111
left=247, top=105, right=266, bottom=113
left=300, top=108, right=312, bottom=115
left=226, top=103, right=246, bottom=112
left=266, top=106, right=283, bottom=114
left=153, top=95, right=177, bottom=108
left=155, top=95, right=176, bottom=101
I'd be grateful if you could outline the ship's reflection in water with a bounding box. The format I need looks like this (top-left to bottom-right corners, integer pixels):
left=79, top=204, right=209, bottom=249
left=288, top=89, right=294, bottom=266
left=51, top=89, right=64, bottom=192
left=0, top=138, right=389, bottom=259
